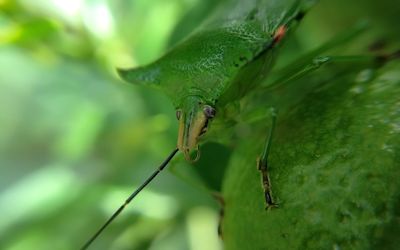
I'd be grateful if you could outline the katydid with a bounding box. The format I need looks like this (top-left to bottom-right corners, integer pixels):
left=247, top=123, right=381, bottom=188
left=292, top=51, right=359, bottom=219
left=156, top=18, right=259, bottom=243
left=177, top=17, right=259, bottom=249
left=81, top=0, right=316, bottom=249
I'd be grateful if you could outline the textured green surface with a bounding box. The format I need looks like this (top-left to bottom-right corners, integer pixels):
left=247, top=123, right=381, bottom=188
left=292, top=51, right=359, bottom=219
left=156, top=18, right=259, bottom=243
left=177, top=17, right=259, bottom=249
left=118, top=0, right=312, bottom=107
left=115, top=0, right=400, bottom=249
left=2, top=0, right=399, bottom=249
left=222, top=59, right=400, bottom=249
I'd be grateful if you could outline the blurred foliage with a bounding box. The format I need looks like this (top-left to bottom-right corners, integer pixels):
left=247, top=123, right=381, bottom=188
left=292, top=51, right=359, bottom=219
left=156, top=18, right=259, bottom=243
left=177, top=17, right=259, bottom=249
left=0, top=0, right=399, bottom=250
left=0, top=0, right=222, bottom=250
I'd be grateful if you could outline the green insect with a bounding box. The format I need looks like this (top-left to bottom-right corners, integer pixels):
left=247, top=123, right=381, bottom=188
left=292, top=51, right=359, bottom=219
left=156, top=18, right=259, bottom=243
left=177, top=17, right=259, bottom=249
left=81, top=0, right=316, bottom=249
left=118, top=4, right=306, bottom=162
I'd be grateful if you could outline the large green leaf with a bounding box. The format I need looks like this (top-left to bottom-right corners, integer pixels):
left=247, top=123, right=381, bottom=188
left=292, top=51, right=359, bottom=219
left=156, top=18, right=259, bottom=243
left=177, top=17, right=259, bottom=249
left=216, top=0, right=400, bottom=249
left=222, top=55, right=400, bottom=250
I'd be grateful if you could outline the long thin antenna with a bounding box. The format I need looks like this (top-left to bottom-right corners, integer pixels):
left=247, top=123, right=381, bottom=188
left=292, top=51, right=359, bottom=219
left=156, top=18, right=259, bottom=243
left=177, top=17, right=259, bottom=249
left=81, top=148, right=179, bottom=250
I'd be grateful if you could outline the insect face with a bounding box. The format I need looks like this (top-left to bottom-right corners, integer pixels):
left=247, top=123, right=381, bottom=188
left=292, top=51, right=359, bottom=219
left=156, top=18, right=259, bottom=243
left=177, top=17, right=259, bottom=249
left=176, top=97, right=216, bottom=161
left=203, top=105, right=216, bottom=118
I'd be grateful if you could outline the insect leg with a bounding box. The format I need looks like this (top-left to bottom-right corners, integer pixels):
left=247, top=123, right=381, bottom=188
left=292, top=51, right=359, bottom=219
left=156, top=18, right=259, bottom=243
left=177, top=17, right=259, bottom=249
left=261, top=22, right=368, bottom=90
left=257, top=107, right=278, bottom=209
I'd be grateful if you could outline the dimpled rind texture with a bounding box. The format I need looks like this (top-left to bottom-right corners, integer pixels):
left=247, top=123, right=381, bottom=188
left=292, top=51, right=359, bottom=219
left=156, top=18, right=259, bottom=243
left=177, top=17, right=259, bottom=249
left=222, top=60, right=400, bottom=250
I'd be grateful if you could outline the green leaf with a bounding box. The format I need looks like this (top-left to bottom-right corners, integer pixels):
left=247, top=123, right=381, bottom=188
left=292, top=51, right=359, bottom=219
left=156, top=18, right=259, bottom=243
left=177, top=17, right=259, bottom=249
left=222, top=58, right=400, bottom=249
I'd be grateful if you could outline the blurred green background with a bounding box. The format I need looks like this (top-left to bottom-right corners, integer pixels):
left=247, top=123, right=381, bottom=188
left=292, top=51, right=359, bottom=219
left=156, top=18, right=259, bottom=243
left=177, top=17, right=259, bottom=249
left=1, top=0, right=400, bottom=249
left=0, top=0, right=222, bottom=249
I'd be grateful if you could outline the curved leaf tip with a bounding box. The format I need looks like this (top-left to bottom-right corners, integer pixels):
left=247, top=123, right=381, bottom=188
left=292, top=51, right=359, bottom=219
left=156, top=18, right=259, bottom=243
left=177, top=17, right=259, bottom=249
left=116, top=67, right=131, bottom=82
left=116, top=66, right=161, bottom=86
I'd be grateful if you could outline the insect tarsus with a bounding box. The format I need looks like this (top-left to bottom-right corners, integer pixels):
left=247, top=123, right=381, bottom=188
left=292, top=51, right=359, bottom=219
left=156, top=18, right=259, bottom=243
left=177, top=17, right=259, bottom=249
left=257, top=108, right=278, bottom=209
left=257, top=157, right=278, bottom=209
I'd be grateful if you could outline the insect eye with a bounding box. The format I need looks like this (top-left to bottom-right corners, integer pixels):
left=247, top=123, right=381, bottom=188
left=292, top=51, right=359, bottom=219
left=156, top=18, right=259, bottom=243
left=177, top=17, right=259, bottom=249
left=176, top=109, right=182, bottom=120
left=203, top=105, right=216, bottom=118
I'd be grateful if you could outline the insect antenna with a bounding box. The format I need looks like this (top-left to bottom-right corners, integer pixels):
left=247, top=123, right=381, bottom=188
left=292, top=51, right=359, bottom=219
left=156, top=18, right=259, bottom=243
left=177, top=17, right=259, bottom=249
left=81, top=148, right=179, bottom=250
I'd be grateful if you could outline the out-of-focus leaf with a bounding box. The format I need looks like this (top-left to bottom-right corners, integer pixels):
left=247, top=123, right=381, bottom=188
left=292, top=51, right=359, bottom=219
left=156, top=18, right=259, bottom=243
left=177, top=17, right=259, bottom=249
left=167, top=0, right=222, bottom=47
left=0, top=18, right=58, bottom=45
